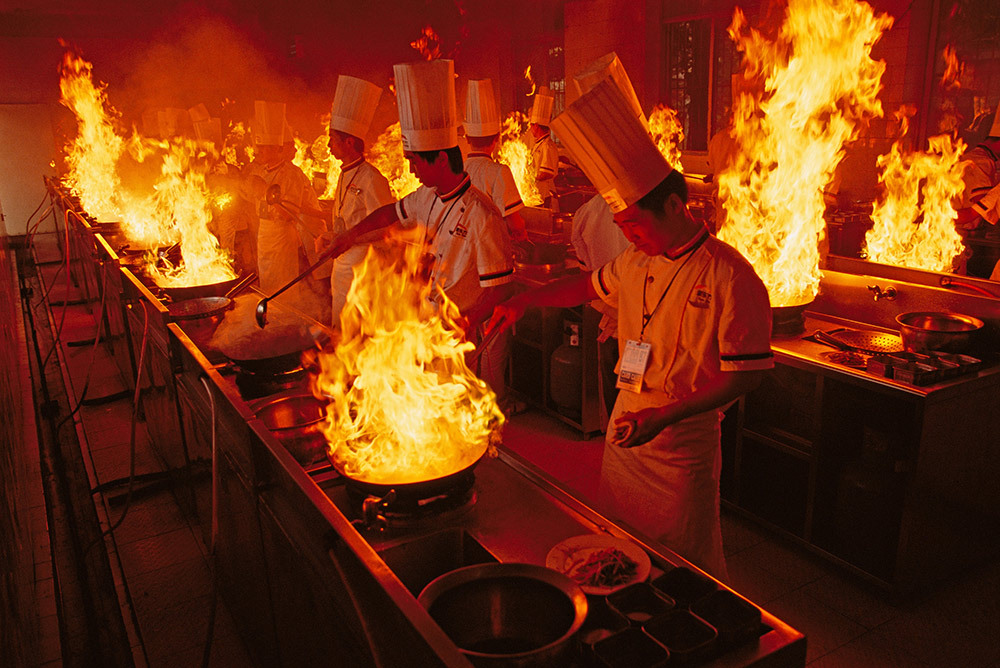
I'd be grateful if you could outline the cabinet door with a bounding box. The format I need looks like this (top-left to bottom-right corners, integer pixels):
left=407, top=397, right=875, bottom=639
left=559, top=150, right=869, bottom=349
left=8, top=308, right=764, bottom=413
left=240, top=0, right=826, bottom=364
left=215, top=450, right=279, bottom=666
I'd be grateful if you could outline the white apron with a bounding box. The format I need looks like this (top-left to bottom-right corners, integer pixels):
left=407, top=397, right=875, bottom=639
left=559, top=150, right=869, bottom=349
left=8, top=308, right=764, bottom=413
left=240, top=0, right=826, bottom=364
left=257, top=216, right=303, bottom=301
left=600, top=390, right=728, bottom=581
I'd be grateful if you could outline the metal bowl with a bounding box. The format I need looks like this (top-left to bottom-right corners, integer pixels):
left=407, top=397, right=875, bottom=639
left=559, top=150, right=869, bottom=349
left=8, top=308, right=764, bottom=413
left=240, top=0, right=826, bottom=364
left=251, top=391, right=328, bottom=466
left=418, top=563, right=588, bottom=667
left=895, top=311, right=984, bottom=353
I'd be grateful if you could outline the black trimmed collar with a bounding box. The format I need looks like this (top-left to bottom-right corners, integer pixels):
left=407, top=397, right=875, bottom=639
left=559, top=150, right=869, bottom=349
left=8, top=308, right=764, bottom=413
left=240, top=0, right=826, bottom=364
left=663, top=226, right=710, bottom=260
left=466, top=152, right=492, bottom=159
left=438, top=173, right=472, bottom=202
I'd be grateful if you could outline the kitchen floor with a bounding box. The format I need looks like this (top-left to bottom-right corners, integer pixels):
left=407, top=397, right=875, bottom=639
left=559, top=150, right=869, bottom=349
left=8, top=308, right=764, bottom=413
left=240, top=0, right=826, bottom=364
left=24, top=233, right=1000, bottom=668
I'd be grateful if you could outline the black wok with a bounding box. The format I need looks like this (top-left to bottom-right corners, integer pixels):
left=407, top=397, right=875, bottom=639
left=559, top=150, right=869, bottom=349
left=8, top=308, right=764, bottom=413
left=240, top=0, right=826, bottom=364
left=158, top=274, right=244, bottom=302
left=331, top=451, right=486, bottom=500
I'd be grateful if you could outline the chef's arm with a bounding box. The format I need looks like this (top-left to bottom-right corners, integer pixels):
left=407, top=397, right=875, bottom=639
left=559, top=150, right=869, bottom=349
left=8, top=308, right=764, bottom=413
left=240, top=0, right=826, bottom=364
left=613, top=369, right=767, bottom=448
left=505, top=210, right=528, bottom=241
left=484, top=271, right=598, bottom=335
left=317, top=203, right=400, bottom=255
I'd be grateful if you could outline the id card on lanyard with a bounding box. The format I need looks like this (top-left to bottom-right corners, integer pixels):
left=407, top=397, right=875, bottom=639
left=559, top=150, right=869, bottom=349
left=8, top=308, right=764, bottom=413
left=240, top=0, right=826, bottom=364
left=617, top=339, right=651, bottom=392
left=615, top=248, right=697, bottom=393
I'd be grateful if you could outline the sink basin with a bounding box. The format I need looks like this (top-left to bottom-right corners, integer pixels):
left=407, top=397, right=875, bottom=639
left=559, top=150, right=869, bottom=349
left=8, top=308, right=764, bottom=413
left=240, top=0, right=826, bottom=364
left=377, top=529, right=498, bottom=596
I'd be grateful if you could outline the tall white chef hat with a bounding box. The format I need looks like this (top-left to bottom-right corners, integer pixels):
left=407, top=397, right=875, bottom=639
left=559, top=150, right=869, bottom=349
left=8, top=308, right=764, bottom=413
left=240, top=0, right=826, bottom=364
left=571, top=52, right=646, bottom=128
left=529, top=86, right=555, bottom=126
left=188, top=103, right=211, bottom=125
left=990, top=102, right=1000, bottom=139
left=253, top=101, right=286, bottom=146
left=551, top=78, right=673, bottom=213
left=330, top=75, right=382, bottom=140
left=464, top=79, right=501, bottom=138
left=393, top=59, right=458, bottom=151
left=193, top=118, right=223, bottom=147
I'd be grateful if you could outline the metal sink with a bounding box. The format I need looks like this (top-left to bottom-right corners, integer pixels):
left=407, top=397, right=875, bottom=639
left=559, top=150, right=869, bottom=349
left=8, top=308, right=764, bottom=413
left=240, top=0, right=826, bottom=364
left=376, top=529, right=499, bottom=596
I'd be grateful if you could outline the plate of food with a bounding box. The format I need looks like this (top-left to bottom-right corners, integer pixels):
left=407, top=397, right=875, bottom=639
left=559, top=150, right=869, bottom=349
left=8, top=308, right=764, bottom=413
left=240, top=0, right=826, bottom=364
left=546, top=534, right=651, bottom=595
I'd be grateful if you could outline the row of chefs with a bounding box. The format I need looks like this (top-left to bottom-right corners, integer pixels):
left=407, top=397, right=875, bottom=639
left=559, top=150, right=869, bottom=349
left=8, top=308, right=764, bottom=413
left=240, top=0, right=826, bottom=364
left=232, top=53, right=775, bottom=582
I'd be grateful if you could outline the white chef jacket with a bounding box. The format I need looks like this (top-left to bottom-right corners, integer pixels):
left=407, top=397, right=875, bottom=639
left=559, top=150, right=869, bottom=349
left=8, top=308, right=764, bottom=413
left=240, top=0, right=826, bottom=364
left=250, top=160, right=322, bottom=301
left=592, top=228, right=773, bottom=579
left=395, top=174, right=514, bottom=314
left=331, top=158, right=395, bottom=320
left=465, top=153, right=525, bottom=218
left=528, top=131, right=559, bottom=203
left=958, top=144, right=998, bottom=217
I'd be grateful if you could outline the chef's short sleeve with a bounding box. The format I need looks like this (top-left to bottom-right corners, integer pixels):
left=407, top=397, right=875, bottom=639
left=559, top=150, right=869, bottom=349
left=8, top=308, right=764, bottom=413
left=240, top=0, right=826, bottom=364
left=474, top=202, right=514, bottom=287
left=363, top=166, right=395, bottom=212
left=591, top=250, right=625, bottom=307
left=717, top=259, right=773, bottom=372
left=395, top=186, right=435, bottom=229
left=499, top=164, right=524, bottom=215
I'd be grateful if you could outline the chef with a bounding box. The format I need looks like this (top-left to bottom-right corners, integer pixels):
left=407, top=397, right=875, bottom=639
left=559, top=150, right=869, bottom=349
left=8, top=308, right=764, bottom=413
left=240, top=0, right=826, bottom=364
left=955, top=104, right=1000, bottom=279
left=525, top=86, right=559, bottom=207
left=486, top=79, right=773, bottom=579
left=244, top=101, right=327, bottom=308
left=463, top=78, right=528, bottom=242
left=568, top=53, right=644, bottom=423
left=324, top=60, right=514, bottom=365
left=317, top=75, right=395, bottom=322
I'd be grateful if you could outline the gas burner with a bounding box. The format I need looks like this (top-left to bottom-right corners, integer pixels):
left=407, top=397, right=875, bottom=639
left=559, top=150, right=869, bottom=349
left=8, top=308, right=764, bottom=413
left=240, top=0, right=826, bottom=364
left=234, top=366, right=309, bottom=400
left=347, top=472, right=477, bottom=531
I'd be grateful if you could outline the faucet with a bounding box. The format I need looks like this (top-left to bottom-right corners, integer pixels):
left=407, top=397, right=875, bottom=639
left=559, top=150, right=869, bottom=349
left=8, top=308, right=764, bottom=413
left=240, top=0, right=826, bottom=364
left=867, top=284, right=897, bottom=301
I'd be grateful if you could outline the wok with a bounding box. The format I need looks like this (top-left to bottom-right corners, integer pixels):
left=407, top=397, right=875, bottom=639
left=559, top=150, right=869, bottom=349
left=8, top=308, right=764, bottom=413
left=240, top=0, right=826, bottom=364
left=157, top=274, right=244, bottom=302
left=896, top=311, right=983, bottom=353
left=165, top=273, right=256, bottom=321
left=331, top=450, right=486, bottom=500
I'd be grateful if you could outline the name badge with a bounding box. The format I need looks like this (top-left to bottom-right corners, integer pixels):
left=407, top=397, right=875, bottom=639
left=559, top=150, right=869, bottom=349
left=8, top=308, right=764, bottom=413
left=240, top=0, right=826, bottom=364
left=617, top=339, right=651, bottom=393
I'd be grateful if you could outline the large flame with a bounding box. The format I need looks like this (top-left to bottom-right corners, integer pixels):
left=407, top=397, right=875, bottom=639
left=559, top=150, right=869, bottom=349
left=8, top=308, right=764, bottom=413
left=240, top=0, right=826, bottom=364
left=717, top=0, right=892, bottom=307
left=864, top=132, right=966, bottom=272
left=223, top=121, right=254, bottom=170
left=312, top=241, right=503, bottom=484
left=369, top=122, right=421, bottom=199
left=293, top=123, right=343, bottom=200
left=496, top=112, right=542, bottom=206
left=648, top=105, right=685, bottom=170
left=59, top=51, right=235, bottom=287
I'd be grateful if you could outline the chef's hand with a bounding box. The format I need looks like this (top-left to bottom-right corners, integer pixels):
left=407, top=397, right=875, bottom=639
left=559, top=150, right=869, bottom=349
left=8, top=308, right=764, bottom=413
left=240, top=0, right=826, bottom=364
left=314, top=230, right=333, bottom=253
left=483, top=297, right=527, bottom=340
left=609, top=407, right=669, bottom=448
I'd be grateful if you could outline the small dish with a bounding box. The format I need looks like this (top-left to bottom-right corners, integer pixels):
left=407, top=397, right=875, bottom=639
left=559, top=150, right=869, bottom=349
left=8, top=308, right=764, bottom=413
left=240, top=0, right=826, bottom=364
left=546, top=534, right=651, bottom=595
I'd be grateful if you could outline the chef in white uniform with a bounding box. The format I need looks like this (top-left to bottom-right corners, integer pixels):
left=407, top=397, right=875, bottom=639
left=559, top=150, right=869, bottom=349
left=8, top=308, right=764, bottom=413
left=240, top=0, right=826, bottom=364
left=955, top=104, right=1000, bottom=279
left=486, top=79, right=773, bottom=580
left=244, top=101, right=326, bottom=308
left=318, top=75, right=395, bottom=322
left=323, top=60, right=514, bottom=374
left=525, top=87, right=559, bottom=207
left=463, top=78, right=528, bottom=242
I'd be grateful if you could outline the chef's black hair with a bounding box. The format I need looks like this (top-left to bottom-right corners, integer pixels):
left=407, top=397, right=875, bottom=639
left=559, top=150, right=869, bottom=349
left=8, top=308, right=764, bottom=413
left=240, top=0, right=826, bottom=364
left=413, top=146, right=464, bottom=174
left=635, top=169, right=689, bottom=214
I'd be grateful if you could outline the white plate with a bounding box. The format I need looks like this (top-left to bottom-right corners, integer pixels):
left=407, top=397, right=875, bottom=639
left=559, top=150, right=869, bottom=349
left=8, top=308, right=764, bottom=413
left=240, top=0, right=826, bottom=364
left=546, top=534, right=651, bottom=595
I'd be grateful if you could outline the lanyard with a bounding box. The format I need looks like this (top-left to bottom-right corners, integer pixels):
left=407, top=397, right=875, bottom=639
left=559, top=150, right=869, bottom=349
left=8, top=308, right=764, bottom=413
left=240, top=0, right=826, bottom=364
left=424, top=191, right=464, bottom=246
left=639, top=249, right=697, bottom=341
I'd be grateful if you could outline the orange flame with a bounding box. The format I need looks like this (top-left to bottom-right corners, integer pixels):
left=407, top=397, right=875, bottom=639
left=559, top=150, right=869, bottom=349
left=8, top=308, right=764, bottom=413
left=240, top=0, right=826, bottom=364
left=648, top=105, right=685, bottom=171
left=293, top=122, right=343, bottom=200
left=369, top=122, right=421, bottom=199
left=524, top=66, right=537, bottom=96
left=717, top=0, right=892, bottom=307
left=59, top=52, right=235, bottom=287
left=312, top=241, right=502, bottom=484
left=223, top=121, right=254, bottom=170
left=940, top=44, right=963, bottom=91
left=410, top=25, right=442, bottom=61
left=496, top=112, right=542, bottom=206
left=863, top=133, right=966, bottom=272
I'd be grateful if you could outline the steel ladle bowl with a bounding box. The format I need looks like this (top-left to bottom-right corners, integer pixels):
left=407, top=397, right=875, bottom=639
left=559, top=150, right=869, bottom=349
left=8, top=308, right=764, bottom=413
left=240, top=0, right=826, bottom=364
left=895, top=311, right=984, bottom=353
